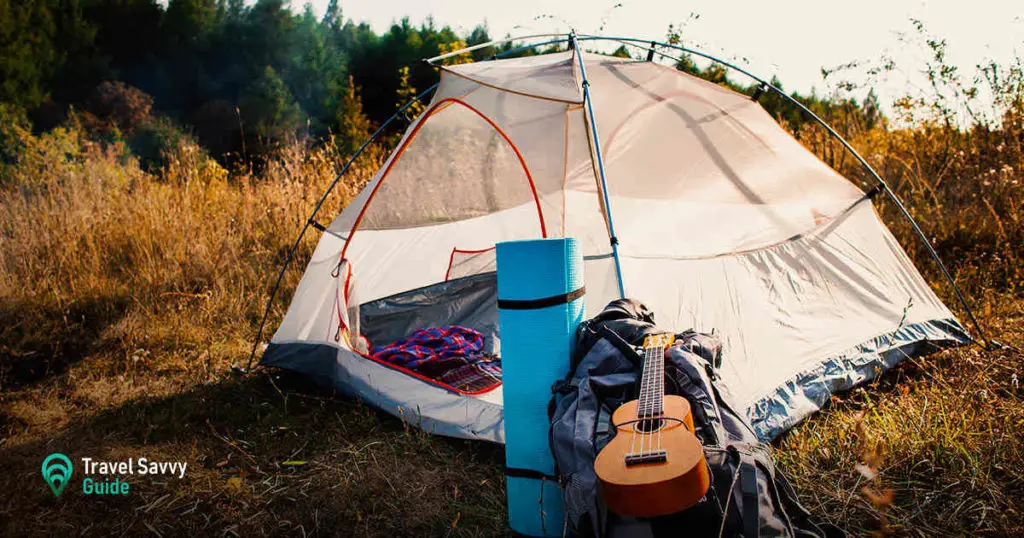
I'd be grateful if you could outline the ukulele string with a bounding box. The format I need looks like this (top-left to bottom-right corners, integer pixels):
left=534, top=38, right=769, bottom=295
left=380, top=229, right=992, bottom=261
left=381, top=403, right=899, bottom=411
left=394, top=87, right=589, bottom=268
left=656, top=342, right=664, bottom=452
left=645, top=342, right=654, bottom=455
left=634, top=344, right=643, bottom=457
left=645, top=343, right=651, bottom=455
left=630, top=344, right=645, bottom=457
left=643, top=343, right=651, bottom=455
left=639, top=343, right=648, bottom=456
left=646, top=340, right=655, bottom=456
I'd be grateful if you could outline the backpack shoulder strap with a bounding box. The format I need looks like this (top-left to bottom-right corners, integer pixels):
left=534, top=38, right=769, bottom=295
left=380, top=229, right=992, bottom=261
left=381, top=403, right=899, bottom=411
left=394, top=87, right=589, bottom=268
left=739, top=451, right=761, bottom=537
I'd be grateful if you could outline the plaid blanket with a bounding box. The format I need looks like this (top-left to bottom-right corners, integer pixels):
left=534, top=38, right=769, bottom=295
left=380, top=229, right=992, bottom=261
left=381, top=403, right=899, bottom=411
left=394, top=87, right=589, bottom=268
left=437, top=354, right=502, bottom=393
left=370, top=326, right=501, bottom=393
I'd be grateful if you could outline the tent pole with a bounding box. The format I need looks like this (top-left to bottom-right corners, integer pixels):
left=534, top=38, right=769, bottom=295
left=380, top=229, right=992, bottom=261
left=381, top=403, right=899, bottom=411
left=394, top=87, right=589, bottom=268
left=578, top=35, right=990, bottom=347
left=425, top=33, right=568, bottom=64
left=486, top=38, right=569, bottom=60
left=242, top=82, right=440, bottom=371
left=645, top=41, right=657, bottom=62
left=570, top=31, right=627, bottom=299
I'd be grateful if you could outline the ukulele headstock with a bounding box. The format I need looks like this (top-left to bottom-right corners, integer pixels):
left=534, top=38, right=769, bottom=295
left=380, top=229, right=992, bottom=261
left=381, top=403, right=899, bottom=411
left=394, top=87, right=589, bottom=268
left=642, top=333, right=674, bottom=350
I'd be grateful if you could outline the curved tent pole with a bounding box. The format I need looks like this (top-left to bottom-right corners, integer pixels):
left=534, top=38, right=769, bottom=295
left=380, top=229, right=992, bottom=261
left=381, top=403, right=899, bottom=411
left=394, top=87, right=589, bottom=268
left=570, top=31, right=627, bottom=299
left=425, top=33, right=568, bottom=64
left=577, top=34, right=990, bottom=347
left=243, top=82, right=440, bottom=371
left=339, top=96, right=549, bottom=261
left=484, top=37, right=569, bottom=59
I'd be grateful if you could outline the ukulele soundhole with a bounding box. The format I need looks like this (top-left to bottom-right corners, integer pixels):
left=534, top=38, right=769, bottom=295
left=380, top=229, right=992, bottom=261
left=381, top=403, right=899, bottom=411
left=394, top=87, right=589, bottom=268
left=634, top=417, right=664, bottom=433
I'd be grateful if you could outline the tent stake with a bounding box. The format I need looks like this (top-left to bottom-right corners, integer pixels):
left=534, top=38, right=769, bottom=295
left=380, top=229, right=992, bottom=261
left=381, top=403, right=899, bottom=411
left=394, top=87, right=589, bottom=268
left=570, top=31, right=627, bottom=299
left=580, top=35, right=990, bottom=347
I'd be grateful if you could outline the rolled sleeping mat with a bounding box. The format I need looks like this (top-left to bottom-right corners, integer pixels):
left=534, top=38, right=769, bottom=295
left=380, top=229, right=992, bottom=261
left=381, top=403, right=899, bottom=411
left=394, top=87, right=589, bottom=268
left=496, top=237, right=585, bottom=537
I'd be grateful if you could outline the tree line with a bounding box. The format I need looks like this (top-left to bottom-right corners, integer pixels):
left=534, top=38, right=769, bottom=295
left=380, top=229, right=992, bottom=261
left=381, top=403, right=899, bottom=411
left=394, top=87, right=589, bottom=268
left=1, top=0, right=882, bottom=170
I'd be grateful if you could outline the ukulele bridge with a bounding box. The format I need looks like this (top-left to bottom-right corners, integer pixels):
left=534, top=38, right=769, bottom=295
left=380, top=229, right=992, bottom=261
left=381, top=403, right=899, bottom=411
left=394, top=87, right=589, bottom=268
left=624, top=450, right=668, bottom=466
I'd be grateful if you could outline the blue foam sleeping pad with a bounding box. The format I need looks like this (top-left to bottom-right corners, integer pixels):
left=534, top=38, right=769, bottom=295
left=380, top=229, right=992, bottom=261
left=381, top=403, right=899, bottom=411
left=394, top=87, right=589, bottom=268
left=496, top=238, right=585, bottom=537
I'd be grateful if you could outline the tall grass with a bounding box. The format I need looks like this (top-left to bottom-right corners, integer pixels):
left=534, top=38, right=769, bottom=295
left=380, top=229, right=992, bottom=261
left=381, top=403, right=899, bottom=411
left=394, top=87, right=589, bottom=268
left=0, top=124, right=383, bottom=395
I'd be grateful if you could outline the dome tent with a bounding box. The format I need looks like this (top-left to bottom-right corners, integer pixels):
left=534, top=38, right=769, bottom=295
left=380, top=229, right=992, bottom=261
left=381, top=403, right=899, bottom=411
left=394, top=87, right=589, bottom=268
left=251, top=34, right=977, bottom=443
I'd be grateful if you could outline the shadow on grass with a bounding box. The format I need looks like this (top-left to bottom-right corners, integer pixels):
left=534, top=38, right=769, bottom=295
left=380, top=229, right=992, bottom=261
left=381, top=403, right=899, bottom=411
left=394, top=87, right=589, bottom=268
left=0, top=370, right=509, bottom=537
left=0, top=294, right=131, bottom=390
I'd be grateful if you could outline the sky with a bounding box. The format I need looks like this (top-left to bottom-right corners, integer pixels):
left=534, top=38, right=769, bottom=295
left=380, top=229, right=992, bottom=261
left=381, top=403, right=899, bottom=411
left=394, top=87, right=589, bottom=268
left=302, top=0, right=1024, bottom=111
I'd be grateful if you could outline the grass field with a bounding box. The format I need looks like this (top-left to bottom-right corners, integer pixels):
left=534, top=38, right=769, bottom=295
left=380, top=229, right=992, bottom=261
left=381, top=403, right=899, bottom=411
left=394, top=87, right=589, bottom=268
left=2, top=79, right=1023, bottom=536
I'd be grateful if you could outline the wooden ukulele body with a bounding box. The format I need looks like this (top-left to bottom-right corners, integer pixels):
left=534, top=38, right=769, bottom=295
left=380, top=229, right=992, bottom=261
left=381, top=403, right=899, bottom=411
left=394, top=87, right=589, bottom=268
left=594, top=395, right=711, bottom=518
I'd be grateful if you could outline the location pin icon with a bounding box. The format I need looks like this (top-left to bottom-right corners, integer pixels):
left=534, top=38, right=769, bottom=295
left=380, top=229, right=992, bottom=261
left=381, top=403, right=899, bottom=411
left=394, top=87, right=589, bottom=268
left=42, top=453, right=73, bottom=497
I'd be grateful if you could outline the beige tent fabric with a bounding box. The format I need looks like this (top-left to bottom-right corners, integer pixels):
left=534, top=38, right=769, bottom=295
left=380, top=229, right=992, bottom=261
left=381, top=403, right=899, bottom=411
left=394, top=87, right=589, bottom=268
left=267, top=47, right=964, bottom=442
left=440, top=50, right=583, bottom=103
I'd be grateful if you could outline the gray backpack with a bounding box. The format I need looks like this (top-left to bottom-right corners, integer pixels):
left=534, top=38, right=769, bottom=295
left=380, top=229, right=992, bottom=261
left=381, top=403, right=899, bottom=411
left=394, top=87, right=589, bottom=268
left=549, top=299, right=844, bottom=538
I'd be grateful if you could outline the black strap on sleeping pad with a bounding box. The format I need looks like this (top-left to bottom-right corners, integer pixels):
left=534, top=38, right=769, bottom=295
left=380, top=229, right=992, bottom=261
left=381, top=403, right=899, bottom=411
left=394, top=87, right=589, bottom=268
left=497, top=286, right=585, bottom=310
left=505, top=467, right=560, bottom=482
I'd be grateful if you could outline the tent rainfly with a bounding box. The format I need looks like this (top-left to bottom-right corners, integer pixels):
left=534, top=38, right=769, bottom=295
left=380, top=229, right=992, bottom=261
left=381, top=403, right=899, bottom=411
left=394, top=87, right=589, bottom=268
left=251, top=34, right=978, bottom=442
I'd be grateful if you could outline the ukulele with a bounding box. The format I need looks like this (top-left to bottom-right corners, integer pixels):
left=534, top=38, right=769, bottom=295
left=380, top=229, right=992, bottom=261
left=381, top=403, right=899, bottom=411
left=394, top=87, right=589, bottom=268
left=594, top=333, right=711, bottom=517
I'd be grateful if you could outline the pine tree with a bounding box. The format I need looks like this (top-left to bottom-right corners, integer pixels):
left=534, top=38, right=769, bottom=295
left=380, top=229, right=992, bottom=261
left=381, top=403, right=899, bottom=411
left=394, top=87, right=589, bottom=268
left=334, top=75, right=371, bottom=156
left=466, top=24, right=493, bottom=61
left=0, top=0, right=58, bottom=111
left=239, top=66, right=304, bottom=156
left=321, top=0, right=341, bottom=31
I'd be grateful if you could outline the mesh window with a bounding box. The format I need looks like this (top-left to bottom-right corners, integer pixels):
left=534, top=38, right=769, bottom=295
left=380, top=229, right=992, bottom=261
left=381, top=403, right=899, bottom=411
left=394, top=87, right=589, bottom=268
left=360, top=101, right=546, bottom=233
left=446, top=248, right=497, bottom=281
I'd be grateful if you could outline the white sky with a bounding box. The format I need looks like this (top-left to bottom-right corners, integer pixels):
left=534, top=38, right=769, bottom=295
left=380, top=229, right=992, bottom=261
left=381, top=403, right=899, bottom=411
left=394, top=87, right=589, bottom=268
left=302, top=0, right=1023, bottom=109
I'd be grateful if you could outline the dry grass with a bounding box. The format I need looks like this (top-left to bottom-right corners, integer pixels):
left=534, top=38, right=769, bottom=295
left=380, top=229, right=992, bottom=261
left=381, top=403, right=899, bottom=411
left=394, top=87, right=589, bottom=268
left=776, top=313, right=1024, bottom=536
left=0, top=86, right=1022, bottom=536
left=776, top=77, right=1024, bottom=535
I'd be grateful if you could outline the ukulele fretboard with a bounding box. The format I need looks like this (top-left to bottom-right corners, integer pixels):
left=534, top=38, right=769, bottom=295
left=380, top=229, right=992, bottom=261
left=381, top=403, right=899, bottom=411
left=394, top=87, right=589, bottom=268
left=638, top=336, right=666, bottom=418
